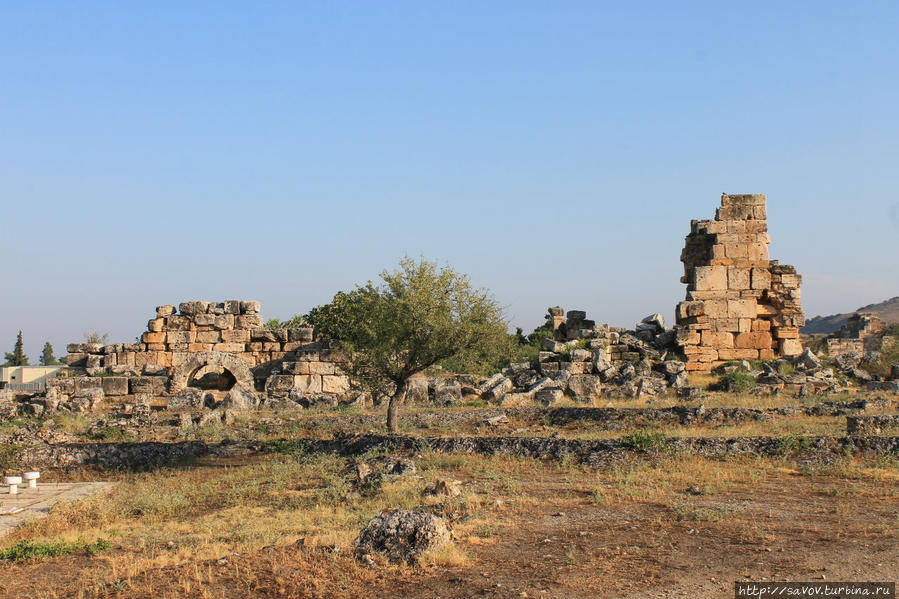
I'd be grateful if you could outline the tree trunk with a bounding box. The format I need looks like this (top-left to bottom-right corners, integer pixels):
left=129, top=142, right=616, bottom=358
left=386, top=380, right=407, bottom=434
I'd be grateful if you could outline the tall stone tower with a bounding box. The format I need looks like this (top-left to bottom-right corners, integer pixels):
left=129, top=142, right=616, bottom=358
left=675, top=194, right=804, bottom=372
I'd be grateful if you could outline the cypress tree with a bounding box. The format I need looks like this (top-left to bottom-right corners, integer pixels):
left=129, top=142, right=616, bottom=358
left=40, top=342, right=57, bottom=365
left=4, top=331, right=30, bottom=366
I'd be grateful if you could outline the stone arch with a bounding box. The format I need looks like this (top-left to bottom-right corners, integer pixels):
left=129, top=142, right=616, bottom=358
left=170, top=351, right=254, bottom=393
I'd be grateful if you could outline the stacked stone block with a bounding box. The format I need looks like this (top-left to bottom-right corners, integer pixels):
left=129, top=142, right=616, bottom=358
left=60, top=300, right=349, bottom=407
left=66, top=301, right=316, bottom=373
left=675, top=194, right=805, bottom=372
left=826, top=313, right=885, bottom=355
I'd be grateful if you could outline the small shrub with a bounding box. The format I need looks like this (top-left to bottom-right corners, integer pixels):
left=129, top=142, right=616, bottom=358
left=710, top=372, right=756, bottom=393
left=620, top=431, right=667, bottom=451
left=778, top=434, right=814, bottom=455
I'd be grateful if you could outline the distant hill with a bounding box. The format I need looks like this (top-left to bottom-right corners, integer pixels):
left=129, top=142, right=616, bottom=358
left=802, top=296, right=899, bottom=335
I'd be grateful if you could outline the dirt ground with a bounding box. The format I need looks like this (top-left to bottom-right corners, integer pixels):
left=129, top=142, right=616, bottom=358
left=1, top=454, right=896, bottom=599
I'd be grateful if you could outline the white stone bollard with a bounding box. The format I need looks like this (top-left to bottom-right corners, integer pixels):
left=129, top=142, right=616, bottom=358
left=4, top=476, right=23, bottom=495
left=23, top=471, right=40, bottom=489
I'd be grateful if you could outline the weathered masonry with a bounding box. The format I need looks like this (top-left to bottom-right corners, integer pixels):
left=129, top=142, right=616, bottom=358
left=52, top=300, right=350, bottom=409
left=675, top=194, right=805, bottom=372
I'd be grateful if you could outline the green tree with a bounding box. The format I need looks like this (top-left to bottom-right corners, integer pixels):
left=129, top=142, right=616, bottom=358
left=4, top=331, right=30, bottom=366
left=305, top=256, right=509, bottom=433
left=40, top=342, right=58, bottom=365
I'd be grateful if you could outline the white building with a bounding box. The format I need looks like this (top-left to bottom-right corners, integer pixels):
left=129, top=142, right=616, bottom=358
left=0, top=365, right=67, bottom=390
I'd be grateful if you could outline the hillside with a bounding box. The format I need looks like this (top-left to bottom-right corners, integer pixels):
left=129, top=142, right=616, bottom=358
left=802, top=296, right=899, bottom=335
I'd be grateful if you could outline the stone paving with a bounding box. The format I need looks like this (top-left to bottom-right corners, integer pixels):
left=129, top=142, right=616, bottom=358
left=0, top=481, right=114, bottom=536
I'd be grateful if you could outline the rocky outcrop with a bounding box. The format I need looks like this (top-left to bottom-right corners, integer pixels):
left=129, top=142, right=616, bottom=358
left=354, top=509, right=451, bottom=564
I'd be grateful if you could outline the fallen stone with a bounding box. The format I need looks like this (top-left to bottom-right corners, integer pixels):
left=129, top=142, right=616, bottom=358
left=354, top=509, right=451, bottom=565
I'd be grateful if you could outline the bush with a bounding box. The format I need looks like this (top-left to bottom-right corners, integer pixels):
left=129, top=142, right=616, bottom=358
left=620, top=431, right=667, bottom=451
left=710, top=372, right=756, bottom=393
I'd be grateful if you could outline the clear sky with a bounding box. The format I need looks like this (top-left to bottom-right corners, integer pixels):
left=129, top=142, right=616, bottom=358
left=2, top=1, right=898, bottom=360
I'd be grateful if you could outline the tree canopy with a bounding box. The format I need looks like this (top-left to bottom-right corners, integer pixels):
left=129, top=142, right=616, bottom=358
left=40, top=342, right=59, bottom=365
left=4, top=331, right=30, bottom=366
left=305, top=256, right=509, bottom=432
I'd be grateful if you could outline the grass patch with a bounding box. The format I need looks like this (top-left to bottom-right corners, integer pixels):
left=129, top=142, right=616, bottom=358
left=0, top=538, right=110, bottom=561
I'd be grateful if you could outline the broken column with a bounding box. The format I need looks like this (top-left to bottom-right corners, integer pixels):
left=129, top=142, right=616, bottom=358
left=675, top=194, right=804, bottom=372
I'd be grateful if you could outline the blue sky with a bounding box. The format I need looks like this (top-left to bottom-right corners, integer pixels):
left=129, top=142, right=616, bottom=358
left=2, top=1, right=898, bottom=359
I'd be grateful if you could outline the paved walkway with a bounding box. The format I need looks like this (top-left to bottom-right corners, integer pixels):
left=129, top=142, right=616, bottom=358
left=0, top=482, right=115, bottom=536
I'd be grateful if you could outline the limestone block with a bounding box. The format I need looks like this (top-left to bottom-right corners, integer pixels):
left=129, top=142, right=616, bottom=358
left=101, top=377, right=129, bottom=396
left=750, top=268, right=771, bottom=290
left=165, top=315, right=191, bottom=331
left=759, top=348, right=775, bottom=360
left=752, top=319, right=771, bottom=332
left=676, top=301, right=704, bottom=320
left=236, top=315, right=263, bottom=329
left=146, top=343, right=165, bottom=351
left=773, top=327, right=799, bottom=339
left=738, top=318, right=752, bottom=333
left=717, top=348, right=759, bottom=360
left=322, top=375, right=350, bottom=394
left=701, top=331, right=733, bottom=349
left=224, top=300, right=241, bottom=314
left=288, top=328, right=314, bottom=343
left=156, top=305, right=176, bottom=317
left=727, top=268, right=750, bottom=290
left=676, top=329, right=701, bottom=346
left=734, top=332, right=772, bottom=349
left=262, top=342, right=281, bottom=351
left=221, top=329, right=250, bottom=343
left=693, top=266, right=727, bottom=291
left=240, top=300, right=261, bottom=314
left=724, top=242, right=749, bottom=260
left=251, top=328, right=279, bottom=342
left=265, top=375, right=295, bottom=396
left=748, top=243, right=769, bottom=262
left=214, top=315, right=235, bottom=330
left=148, top=318, right=165, bottom=332
left=715, top=318, right=740, bottom=332
left=179, top=301, right=209, bottom=315
left=195, top=330, right=221, bottom=344
left=142, top=332, right=165, bottom=344
left=214, top=342, right=245, bottom=353
left=247, top=342, right=263, bottom=352
left=208, top=302, right=225, bottom=315
left=117, top=352, right=135, bottom=367
left=293, top=374, right=322, bottom=394
left=188, top=343, right=214, bottom=352
left=193, top=314, right=215, bottom=326
left=130, top=376, right=166, bottom=395
left=166, top=331, right=194, bottom=344
left=271, top=351, right=287, bottom=361
left=237, top=353, right=256, bottom=367
left=566, top=374, right=602, bottom=400
left=779, top=339, right=803, bottom=356
left=702, top=300, right=728, bottom=318
left=66, top=352, right=87, bottom=366
left=727, top=299, right=757, bottom=319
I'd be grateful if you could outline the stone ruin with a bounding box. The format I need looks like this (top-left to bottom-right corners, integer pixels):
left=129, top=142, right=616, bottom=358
left=675, top=194, right=805, bottom=372
left=475, top=308, right=689, bottom=405
left=826, top=312, right=885, bottom=356
left=43, top=300, right=352, bottom=414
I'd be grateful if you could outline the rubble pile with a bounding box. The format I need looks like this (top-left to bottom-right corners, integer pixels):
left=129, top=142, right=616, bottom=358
left=477, top=309, right=689, bottom=405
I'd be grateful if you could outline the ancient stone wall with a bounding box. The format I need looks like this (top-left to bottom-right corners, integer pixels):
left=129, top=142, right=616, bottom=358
left=55, top=300, right=349, bottom=408
left=826, top=313, right=885, bottom=355
left=675, top=194, right=804, bottom=372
